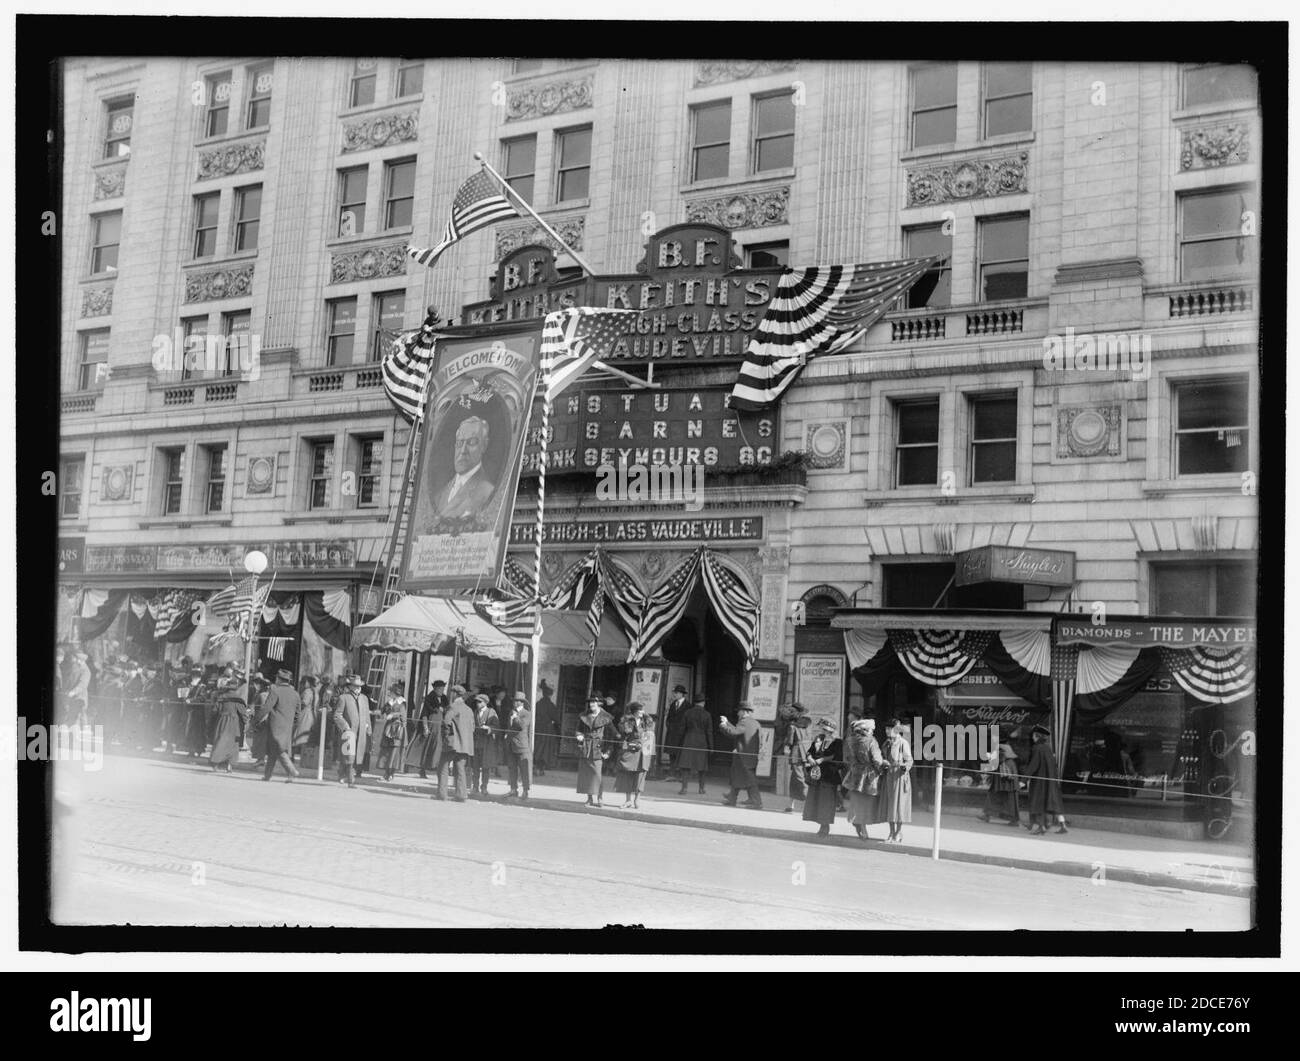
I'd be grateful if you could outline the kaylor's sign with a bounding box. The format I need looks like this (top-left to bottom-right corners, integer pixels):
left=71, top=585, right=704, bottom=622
left=460, top=222, right=781, bottom=364
left=954, top=545, right=1076, bottom=588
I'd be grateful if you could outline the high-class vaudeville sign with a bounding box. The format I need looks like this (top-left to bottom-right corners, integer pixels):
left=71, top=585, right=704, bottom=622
left=508, top=515, right=764, bottom=546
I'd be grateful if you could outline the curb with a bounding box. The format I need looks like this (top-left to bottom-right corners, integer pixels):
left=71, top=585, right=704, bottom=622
left=318, top=770, right=1254, bottom=900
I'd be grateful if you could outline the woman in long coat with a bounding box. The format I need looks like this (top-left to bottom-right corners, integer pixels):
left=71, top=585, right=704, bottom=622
left=1022, top=725, right=1067, bottom=834
left=376, top=686, right=408, bottom=782
left=802, top=719, right=843, bottom=837
left=614, top=702, right=654, bottom=809
left=877, top=719, right=914, bottom=843
left=248, top=677, right=270, bottom=763
left=575, top=697, right=616, bottom=806
left=292, top=677, right=317, bottom=762
left=979, top=730, right=1021, bottom=825
left=842, top=718, right=884, bottom=841
left=674, top=698, right=714, bottom=795
left=208, top=677, right=245, bottom=773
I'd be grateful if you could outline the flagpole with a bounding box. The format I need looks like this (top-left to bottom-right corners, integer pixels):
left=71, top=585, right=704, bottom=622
left=474, top=153, right=597, bottom=277
left=526, top=386, right=551, bottom=762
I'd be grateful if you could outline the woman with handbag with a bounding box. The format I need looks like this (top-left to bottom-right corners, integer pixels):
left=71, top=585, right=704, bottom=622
left=843, top=718, right=884, bottom=841
left=878, top=719, right=914, bottom=843
left=376, top=683, right=408, bottom=782
left=979, top=728, right=1021, bottom=825
left=576, top=696, right=616, bottom=806
left=614, top=701, right=654, bottom=809
left=802, top=718, right=843, bottom=838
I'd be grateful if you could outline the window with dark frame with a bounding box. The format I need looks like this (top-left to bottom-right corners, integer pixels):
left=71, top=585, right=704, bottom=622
left=234, top=184, right=261, bottom=252
left=181, top=316, right=208, bottom=380
left=383, top=158, right=415, bottom=229
left=192, top=193, right=219, bottom=259
left=983, top=62, right=1033, bottom=137
left=978, top=214, right=1029, bottom=301
left=1150, top=561, right=1256, bottom=618
left=221, top=310, right=251, bottom=378
left=350, top=59, right=379, bottom=107
left=90, top=212, right=122, bottom=274
left=911, top=64, right=958, bottom=148
left=1173, top=376, right=1250, bottom=477
left=60, top=458, right=85, bottom=519
left=356, top=435, right=384, bottom=508
left=161, top=448, right=185, bottom=515
left=78, top=330, right=110, bottom=391
left=371, top=291, right=405, bottom=362
left=204, top=71, right=232, bottom=137
left=745, top=241, right=788, bottom=268
left=752, top=92, right=795, bottom=173
left=308, top=440, right=335, bottom=510
left=969, top=392, right=1017, bottom=484
left=396, top=59, right=424, bottom=98
left=1181, top=63, right=1258, bottom=108
left=502, top=135, right=536, bottom=204
left=894, top=397, right=940, bottom=487
left=555, top=126, right=591, bottom=202
left=245, top=63, right=273, bottom=129
left=104, top=97, right=133, bottom=158
left=326, top=298, right=357, bottom=366
left=204, top=444, right=228, bottom=513
left=691, top=100, right=731, bottom=181
left=1178, top=187, right=1257, bottom=282
left=337, top=166, right=367, bottom=236
left=903, top=224, right=952, bottom=308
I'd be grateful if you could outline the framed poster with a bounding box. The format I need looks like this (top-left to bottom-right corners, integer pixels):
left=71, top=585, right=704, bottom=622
left=402, top=324, right=541, bottom=593
left=795, top=653, right=847, bottom=726
left=756, top=724, right=775, bottom=778
left=743, top=665, right=786, bottom=723
left=627, top=663, right=667, bottom=719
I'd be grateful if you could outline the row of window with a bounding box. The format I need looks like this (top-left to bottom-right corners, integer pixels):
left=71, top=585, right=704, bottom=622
left=58, top=436, right=385, bottom=521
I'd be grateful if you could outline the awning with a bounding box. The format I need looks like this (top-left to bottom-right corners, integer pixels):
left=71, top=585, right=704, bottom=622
left=539, top=610, right=631, bottom=668
left=830, top=608, right=1055, bottom=633
left=352, top=596, right=519, bottom=660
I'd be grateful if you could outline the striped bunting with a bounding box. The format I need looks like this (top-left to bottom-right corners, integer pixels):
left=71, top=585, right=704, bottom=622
left=699, top=549, right=759, bottom=666
left=379, top=310, right=439, bottom=423
left=595, top=551, right=645, bottom=636
left=1159, top=646, right=1255, bottom=705
left=546, top=550, right=600, bottom=611
left=887, top=628, right=990, bottom=687
left=627, top=550, right=701, bottom=663
left=730, top=256, right=945, bottom=411
left=407, top=170, right=519, bottom=270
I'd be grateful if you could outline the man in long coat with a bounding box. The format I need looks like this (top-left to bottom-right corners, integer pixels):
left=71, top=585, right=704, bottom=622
left=1022, top=724, right=1067, bottom=834
left=533, top=679, right=559, bottom=776
left=258, top=668, right=302, bottom=781
left=717, top=702, right=763, bottom=808
left=333, top=674, right=370, bottom=788
left=412, top=679, right=448, bottom=778
left=675, top=696, right=714, bottom=795
left=662, top=684, right=690, bottom=775
left=437, top=684, right=475, bottom=801
left=505, top=692, right=533, bottom=800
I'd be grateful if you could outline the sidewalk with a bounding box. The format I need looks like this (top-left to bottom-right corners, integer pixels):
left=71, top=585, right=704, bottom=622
left=315, top=761, right=1254, bottom=898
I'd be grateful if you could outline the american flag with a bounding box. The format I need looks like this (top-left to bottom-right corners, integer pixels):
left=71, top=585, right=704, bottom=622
left=585, top=586, right=606, bottom=643
left=152, top=590, right=198, bottom=640
left=595, top=550, right=644, bottom=635
left=730, top=256, right=945, bottom=411
left=699, top=549, right=760, bottom=667
left=204, top=584, right=237, bottom=621
left=407, top=170, right=519, bottom=270
left=546, top=549, right=600, bottom=611
left=539, top=308, right=640, bottom=404
left=473, top=593, right=537, bottom=643
left=1049, top=641, right=1078, bottom=771
left=627, top=550, right=702, bottom=662
left=379, top=309, right=439, bottom=423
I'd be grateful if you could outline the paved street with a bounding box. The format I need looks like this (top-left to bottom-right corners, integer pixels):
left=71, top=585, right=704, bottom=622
left=48, top=755, right=1251, bottom=931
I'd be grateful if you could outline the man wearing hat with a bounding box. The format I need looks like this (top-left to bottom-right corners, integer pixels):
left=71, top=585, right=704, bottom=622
left=436, top=684, right=475, bottom=801
left=256, top=668, right=302, bottom=781
left=533, top=679, right=559, bottom=776
left=1021, top=725, right=1067, bottom=835
left=505, top=691, right=533, bottom=800
left=333, top=673, right=370, bottom=788
left=675, top=695, right=714, bottom=795
left=718, top=702, right=763, bottom=809
left=413, top=679, right=448, bottom=779
left=469, top=693, right=500, bottom=796
left=663, top=684, right=690, bottom=778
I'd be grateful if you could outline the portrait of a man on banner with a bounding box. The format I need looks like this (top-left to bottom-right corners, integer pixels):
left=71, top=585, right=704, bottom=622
left=403, top=328, right=540, bottom=593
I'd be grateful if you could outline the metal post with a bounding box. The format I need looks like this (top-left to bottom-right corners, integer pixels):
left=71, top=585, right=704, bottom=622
left=242, top=572, right=259, bottom=749
left=931, top=762, right=943, bottom=861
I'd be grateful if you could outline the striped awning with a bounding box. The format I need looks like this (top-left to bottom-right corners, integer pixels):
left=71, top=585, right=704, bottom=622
left=352, top=595, right=520, bottom=660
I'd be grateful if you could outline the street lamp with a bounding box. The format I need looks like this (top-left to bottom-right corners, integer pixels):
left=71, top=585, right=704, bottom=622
left=242, top=550, right=269, bottom=749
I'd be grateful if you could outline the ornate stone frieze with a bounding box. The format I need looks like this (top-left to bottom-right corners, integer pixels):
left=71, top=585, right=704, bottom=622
left=685, top=186, right=790, bottom=230
left=340, top=111, right=418, bottom=154
left=81, top=286, right=114, bottom=318
left=1180, top=122, right=1250, bottom=170
left=695, top=60, right=796, bottom=86
left=906, top=151, right=1029, bottom=207
left=758, top=544, right=791, bottom=573
left=184, top=264, right=255, bottom=303
left=504, top=78, right=593, bottom=122
left=329, top=241, right=409, bottom=284
left=1056, top=404, right=1123, bottom=459
left=196, top=139, right=266, bottom=181
left=804, top=420, right=847, bottom=470
left=93, top=166, right=127, bottom=200
left=100, top=465, right=134, bottom=503
left=495, top=216, right=584, bottom=260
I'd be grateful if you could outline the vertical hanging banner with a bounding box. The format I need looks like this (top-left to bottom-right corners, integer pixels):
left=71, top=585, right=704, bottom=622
left=402, top=324, right=541, bottom=593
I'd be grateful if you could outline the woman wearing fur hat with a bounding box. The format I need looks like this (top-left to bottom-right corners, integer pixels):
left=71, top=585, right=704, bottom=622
left=843, top=717, right=884, bottom=841
left=878, top=719, right=914, bottom=843
left=614, top=701, right=655, bottom=809
left=802, top=718, right=843, bottom=837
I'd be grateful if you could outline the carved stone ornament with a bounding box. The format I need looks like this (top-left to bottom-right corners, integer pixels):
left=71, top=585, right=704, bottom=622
left=81, top=286, right=114, bottom=318
left=93, top=166, right=127, bottom=200
left=1056, top=404, right=1122, bottom=459
left=906, top=152, right=1029, bottom=207
left=329, top=241, right=410, bottom=284
left=197, top=140, right=266, bottom=181
left=804, top=420, right=847, bottom=470
left=184, top=264, right=255, bottom=303
left=100, top=465, right=134, bottom=502
left=496, top=216, right=585, bottom=260
left=1180, top=122, right=1250, bottom=170
left=505, top=78, right=593, bottom=122
left=245, top=454, right=275, bottom=496
left=341, top=110, right=419, bottom=153
left=685, top=186, right=790, bottom=230
left=695, top=60, right=796, bottom=86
